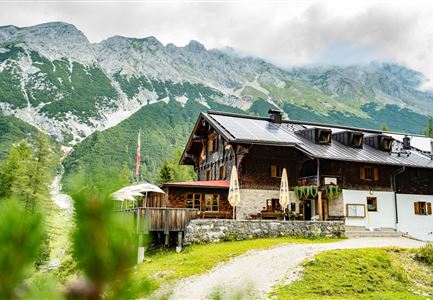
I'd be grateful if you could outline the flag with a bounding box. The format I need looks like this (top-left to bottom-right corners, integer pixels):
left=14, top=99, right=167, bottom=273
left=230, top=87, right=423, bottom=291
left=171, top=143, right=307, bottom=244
left=135, top=129, right=141, bottom=177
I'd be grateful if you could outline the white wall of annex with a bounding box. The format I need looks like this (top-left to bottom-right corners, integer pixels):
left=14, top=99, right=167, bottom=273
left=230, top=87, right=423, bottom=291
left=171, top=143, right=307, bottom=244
left=396, top=194, right=433, bottom=242
left=342, top=189, right=396, bottom=228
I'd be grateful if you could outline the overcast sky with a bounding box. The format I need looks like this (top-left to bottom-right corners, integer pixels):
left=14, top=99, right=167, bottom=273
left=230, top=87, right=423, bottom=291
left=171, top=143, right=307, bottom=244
left=1, top=0, right=433, bottom=87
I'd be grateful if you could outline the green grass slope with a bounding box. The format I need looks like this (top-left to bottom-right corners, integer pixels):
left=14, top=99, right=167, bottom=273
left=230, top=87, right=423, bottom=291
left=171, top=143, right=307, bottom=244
left=271, top=248, right=433, bottom=299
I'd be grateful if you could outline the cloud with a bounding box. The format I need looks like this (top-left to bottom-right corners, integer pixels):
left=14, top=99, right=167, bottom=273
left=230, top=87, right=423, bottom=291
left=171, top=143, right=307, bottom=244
left=1, top=1, right=433, bottom=87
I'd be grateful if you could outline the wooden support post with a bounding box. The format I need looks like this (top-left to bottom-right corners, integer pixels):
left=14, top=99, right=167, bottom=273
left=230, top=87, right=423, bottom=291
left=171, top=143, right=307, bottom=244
left=164, top=233, right=170, bottom=247
left=137, top=234, right=145, bottom=264
left=318, top=191, right=323, bottom=221
left=176, top=231, right=183, bottom=253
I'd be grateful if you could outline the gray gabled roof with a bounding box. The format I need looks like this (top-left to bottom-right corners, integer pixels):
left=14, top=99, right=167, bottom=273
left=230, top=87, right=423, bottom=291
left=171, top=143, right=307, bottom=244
left=203, top=111, right=433, bottom=169
left=205, top=112, right=299, bottom=146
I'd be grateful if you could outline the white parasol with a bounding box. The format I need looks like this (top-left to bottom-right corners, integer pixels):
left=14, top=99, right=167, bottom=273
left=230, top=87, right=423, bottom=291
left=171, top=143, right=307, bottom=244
left=228, top=166, right=241, bottom=220
left=279, top=168, right=290, bottom=220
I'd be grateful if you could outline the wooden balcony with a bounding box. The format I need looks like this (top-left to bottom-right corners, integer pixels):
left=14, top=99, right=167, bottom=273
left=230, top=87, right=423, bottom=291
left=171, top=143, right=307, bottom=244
left=121, top=207, right=199, bottom=234
left=297, top=175, right=342, bottom=187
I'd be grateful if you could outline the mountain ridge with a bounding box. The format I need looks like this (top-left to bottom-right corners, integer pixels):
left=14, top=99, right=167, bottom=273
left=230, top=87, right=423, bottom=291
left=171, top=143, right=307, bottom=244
left=0, top=21, right=432, bottom=147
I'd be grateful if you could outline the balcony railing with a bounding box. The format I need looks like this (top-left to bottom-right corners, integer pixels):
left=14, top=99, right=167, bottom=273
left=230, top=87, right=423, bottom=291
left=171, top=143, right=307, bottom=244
left=297, top=175, right=341, bottom=187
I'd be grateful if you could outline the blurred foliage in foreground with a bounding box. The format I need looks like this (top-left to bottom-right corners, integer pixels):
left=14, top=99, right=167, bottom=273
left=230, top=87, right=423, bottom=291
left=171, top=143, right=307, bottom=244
left=0, top=161, right=151, bottom=299
left=0, top=200, right=44, bottom=298
left=65, top=170, right=140, bottom=299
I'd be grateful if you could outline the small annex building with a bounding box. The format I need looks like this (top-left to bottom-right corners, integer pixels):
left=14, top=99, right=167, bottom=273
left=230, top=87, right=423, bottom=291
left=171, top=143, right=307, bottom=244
left=160, top=180, right=232, bottom=219
left=171, top=109, right=433, bottom=241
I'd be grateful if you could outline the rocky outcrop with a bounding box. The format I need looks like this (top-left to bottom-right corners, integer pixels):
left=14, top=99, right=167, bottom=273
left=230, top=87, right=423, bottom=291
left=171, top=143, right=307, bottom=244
left=184, top=219, right=345, bottom=245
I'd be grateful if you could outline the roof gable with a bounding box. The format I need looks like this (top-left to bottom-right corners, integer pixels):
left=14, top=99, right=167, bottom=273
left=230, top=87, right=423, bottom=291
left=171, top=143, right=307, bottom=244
left=182, top=110, right=433, bottom=169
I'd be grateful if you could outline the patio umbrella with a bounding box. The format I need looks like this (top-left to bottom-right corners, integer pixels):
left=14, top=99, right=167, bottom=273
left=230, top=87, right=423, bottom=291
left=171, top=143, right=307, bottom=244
left=228, top=166, right=241, bottom=220
left=279, top=168, right=290, bottom=220
left=111, top=182, right=165, bottom=208
left=127, top=183, right=165, bottom=207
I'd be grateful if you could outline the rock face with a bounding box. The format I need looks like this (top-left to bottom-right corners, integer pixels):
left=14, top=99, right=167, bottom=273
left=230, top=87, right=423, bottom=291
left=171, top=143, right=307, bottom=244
left=183, top=219, right=345, bottom=245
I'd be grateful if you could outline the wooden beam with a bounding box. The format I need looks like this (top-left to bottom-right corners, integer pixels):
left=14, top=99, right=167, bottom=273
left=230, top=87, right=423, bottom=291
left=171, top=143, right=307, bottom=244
left=318, top=191, right=323, bottom=221
left=176, top=232, right=183, bottom=253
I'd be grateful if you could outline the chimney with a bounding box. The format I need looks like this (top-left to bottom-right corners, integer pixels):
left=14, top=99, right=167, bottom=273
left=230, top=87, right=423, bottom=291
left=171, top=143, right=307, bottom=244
left=402, top=135, right=411, bottom=150
left=268, top=109, right=282, bottom=123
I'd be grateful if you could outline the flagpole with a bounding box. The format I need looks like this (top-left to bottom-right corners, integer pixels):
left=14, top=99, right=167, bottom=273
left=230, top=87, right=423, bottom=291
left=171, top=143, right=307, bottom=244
left=135, top=129, right=141, bottom=183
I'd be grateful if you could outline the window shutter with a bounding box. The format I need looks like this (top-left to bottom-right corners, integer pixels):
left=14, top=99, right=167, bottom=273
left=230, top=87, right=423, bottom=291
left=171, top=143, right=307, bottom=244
left=271, top=165, right=277, bottom=177
left=360, top=167, right=366, bottom=180
left=414, top=202, right=420, bottom=215
left=373, top=168, right=379, bottom=181
left=427, top=202, right=432, bottom=215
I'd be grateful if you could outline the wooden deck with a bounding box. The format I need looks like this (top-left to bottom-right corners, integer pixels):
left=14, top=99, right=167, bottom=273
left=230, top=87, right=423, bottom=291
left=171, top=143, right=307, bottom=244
left=134, top=207, right=198, bottom=234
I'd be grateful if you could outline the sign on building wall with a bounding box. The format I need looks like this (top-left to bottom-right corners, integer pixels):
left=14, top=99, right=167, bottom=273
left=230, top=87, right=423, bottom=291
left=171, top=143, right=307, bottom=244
left=346, top=204, right=366, bottom=218
left=324, top=177, right=338, bottom=185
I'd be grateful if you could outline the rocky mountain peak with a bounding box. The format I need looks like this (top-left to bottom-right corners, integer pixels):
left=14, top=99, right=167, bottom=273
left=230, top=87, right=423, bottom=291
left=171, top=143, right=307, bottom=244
left=186, top=40, right=206, bottom=53
left=0, top=21, right=95, bottom=64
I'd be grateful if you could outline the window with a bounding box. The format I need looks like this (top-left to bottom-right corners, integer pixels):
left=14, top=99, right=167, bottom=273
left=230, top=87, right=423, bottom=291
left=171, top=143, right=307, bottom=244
left=290, top=202, right=297, bottom=212
left=367, top=197, right=377, bottom=212
left=206, top=170, right=212, bottom=181
left=219, top=165, right=226, bottom=180
left=205, top=194, right=219, bottom=211
left=414, top=202, right=432, bottom=215
left=186, top=193, right=201, bottom=209
left=207, top=135, right=218, bottom=152
left=360, top=166, right=379, bottom=181
left=271, top=165, right=283, bottom=178
left=213, top=138, right=218, bottom=152
left=351, top=133, right=363, bottom=148
left=317, top=130, right=331, bottom=144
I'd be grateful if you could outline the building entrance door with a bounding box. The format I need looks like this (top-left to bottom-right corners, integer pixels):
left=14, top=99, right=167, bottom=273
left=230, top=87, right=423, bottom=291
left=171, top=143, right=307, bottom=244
left=304, top=200, right=312, bottom=220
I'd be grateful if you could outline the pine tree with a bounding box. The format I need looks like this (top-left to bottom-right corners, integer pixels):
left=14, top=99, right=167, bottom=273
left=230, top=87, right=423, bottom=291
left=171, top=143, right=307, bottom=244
left=24, top=133, right=54, bottom=213
left=0, top=134, right=54, bottom=213
left=380, top=123, right=390, bottom=131
left=157, top=161, right=174, bottom=183
left=0, top=141, right=32, bottom=200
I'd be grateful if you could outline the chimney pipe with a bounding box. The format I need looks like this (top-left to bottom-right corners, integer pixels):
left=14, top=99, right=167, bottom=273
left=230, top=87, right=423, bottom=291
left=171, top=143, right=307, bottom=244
left=402, top=135, right=411, bottom=150
left=268, top=109, right=282, bottom=123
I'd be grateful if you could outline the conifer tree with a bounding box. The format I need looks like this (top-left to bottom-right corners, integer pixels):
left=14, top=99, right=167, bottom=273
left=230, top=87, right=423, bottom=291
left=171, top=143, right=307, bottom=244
left=380, top=123, right=390, bottom=131
left=0, top=141, right=32, bottom=200
left=0, top=134, right=54, bottom=213
left=158, top=161, right=174, bottom=183
left=24, top=133, right=54, bottom=213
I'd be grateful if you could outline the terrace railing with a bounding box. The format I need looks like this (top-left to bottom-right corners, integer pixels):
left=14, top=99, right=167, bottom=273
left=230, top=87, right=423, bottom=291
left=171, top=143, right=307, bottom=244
left=297, top=175, right=342, bottom=187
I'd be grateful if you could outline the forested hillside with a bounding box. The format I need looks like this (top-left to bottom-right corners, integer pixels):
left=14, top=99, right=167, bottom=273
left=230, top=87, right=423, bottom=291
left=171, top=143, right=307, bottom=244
left=0, top=112, right=42, bottom=160
left=63, top=100, right=206, bottom=183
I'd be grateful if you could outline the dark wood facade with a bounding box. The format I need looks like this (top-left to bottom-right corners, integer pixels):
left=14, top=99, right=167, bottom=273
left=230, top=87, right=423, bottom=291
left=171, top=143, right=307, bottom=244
left=396, top=167, right=433, bottom=195
left=162, top=185, right=232, bottom=219
left=178, top=111, right=433, bottom=222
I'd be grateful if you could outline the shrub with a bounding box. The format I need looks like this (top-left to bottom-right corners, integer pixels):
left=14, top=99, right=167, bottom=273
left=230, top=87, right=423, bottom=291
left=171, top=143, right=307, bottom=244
left=416, top=243, right=433, bottom=265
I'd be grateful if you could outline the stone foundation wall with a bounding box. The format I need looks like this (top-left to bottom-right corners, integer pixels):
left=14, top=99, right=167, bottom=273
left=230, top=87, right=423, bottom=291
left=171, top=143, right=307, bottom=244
left=237, top=189, right=279, bottom=220
left=184, top=219, right=345, bottom=244
left=328, top=193, right=344, bottom=219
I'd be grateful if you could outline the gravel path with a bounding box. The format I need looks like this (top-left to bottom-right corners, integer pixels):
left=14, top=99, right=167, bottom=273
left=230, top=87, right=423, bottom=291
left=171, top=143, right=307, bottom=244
left=168, top=237, right=425, bottom=300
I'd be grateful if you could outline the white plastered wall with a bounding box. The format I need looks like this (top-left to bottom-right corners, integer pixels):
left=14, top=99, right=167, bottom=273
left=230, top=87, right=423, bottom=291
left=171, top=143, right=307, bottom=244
left=342, top=189, right=396, bottom=228
left=396, top=194, right=433, bottom=241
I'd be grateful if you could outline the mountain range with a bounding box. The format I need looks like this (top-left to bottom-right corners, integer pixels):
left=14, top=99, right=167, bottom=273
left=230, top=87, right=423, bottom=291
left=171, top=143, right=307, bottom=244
left=0, top=22, right=432, bottom=181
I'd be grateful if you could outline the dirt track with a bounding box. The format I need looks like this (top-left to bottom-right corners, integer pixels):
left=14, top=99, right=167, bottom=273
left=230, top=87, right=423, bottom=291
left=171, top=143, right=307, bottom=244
left=168, top=237, right=425, bottom=300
